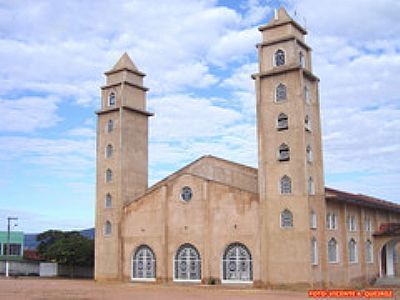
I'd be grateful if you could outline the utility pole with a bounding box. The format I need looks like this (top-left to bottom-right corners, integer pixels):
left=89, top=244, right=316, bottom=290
left=5, top=217, right=18, bottom=278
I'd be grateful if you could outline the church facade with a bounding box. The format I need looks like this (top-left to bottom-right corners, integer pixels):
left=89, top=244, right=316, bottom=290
left=95, top=8, right=400, bottom=288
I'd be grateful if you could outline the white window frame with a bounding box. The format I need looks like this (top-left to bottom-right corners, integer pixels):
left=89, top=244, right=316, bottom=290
left=108, top=91, right=116, bottom=106
left=328, top=238, right=339, bottom=263
left=299, top=51, right=305, bottom=68
left=306, top=145, right=313, bottom=163
left=348, top=239, right=358, bottom=264
left=280, top=175, right=292, bottom=194
left=104, top=220, right=112, bottom=236
left=173, top=244, right=201, bottom=283
left=131, top=245, right=156, bottom=282
left=308, top=177, right=315, bottom=195
left=280, top=209, right=293, bottom=229
left=310, top=210, right=317, bottom=229
left=221, top=243, right=253, bottom=284
left=275, top=83, right=288, bottom=103
left=277, top=113, right=288, bottom=130
left=366, top=240, right=373, bottom=264
left=311, top=238, right=318, bottom=265
left=105, top=144, right=113, bottom=159
left=105, top=193, right=112, bottom=208
left=347, top=215, right=357, bottom=232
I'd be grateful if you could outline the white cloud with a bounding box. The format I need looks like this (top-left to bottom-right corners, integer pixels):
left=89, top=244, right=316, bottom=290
left=0, top=96, right=61, bottom=132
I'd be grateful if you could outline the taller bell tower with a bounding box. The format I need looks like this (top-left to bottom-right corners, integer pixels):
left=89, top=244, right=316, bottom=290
left=95, top=53, right=153, bottom=280
left=252, top=8, right=326, bottom=287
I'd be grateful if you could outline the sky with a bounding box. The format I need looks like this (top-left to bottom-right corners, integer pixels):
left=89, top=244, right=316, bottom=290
left=0, top=0, right=399, bottom=233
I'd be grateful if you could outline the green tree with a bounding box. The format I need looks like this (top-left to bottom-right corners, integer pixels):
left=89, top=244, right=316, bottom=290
left=37, top=230, right=94, bottom=277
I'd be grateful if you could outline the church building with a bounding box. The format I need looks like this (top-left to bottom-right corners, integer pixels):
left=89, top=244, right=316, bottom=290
left=95, top=8, right=400, bottom=288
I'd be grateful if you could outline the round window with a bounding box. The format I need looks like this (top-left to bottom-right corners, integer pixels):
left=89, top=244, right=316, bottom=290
left=181, top=186, right=192, bottom=202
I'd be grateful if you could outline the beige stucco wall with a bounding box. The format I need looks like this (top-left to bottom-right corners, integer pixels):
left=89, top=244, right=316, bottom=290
left=121, top=171, right=259, bottom=283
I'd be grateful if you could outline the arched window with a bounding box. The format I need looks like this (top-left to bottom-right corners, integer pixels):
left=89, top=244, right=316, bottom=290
left=311, top=238, right=318, bottom=265
left=274, top=49, right=285, bottom=66
left=280, top=175, right=292, bottom=194
left=349, top=239, right=357, bottom=263
left=328, top=238, right=338, bottom=263
left=280, top=209, right=293, bottom=228
left=222, top=243, right=252, bottom=282
left=304, top=86, right=310, bottom=103
left=107, top=119, right=114, bottom=133
left=308, top=177, right=315, bottom=195
left=366, top=240, right=373, bottom=263
left=108, top=92, right=116, bottom=106
left=278, top=143, right=290, bottom=161
left=106, top=169, right=112, bottom=183
left=132, top=245, right=156, bottom=280
left=310, top=210, right=317, bottom=229
left=305, top=115, right=311, bottom=131
left=277, top=113, right=288, bottom=130
left=106, top=144, right=113, bottom=158
left=174, top=244, right=201, bottom=281
left=275, top=83, right=287, bottom=102
left=306, top=145, right=313, bottom=163
left=105, top=193, right=112, bottom=208
left=299, top=51, right=305, bottom=68
left=104, top=220, right=112, bottom=236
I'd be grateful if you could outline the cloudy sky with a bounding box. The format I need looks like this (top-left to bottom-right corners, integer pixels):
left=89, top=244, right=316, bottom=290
left=1, top=0, right=399, bottom=233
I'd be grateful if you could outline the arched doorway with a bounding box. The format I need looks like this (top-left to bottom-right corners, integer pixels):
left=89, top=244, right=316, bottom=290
left=379, top=238, right=400, bottom=277
left=174, top=243, right=201, bottom=282
left=222, top=242, right=252, bottom=283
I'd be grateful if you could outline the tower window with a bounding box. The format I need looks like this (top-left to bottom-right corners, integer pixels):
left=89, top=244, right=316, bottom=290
left=275, top=84, right=287, bottom=102
left=280, top=175, right=292, bottom=194
left=277, top=113, right=288, bottom=130
left=328, top=238, right=338, bottom=263
left=105, top=193, right=112, bottom=208
left=311, top=238, right=318, bottom=265
left=306, top=145, right=313, bottom=163
left=107, top=119, right=114, bottom=133
left=280, top=209, right=293, bottom=228
left=274, top=49, right=285, bottom=67
left=348, top=239, right=357, bottom=263
left=310, top=210, right=317, bottom=229
left=278, top=143, right=290, bottom=161
left=308, top=177, right=315, bottom=195
left=104, top=220, right=112, bottom=236
left=106, top=144, right=113, bottom=158
left=108, top=92, right=116, bottom=106
left=106, top=169, right=113, bottom=183
left=299, top=51, right=305, bottom=68
left=304, top=86, right=310, bottom=103
left=305, top=115, right=311, bottom=131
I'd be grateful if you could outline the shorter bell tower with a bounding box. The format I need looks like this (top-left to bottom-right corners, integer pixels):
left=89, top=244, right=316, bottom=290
left=95, top=53, right=153, bottom=280
left=253, top=8, right=327, bottom=287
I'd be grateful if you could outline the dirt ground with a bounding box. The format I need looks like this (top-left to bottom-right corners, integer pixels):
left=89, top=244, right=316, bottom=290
left=0, top=277, right=398, bottom=300
left=0, top=277, right=305, bottom=300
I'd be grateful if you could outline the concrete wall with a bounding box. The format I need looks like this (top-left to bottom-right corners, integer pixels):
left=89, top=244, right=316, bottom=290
left=0, top=260, right=39, bottom=276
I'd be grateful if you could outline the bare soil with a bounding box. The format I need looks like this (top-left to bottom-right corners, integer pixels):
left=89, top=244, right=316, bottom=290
left=0, top=277, right=398, bottom=300
left=0, top=277, right=307, bottom=300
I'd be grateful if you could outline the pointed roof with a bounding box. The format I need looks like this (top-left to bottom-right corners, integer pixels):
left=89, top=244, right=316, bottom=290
left=105, top=52, right=145, bottom=76
left=259, top=7, right=307, bottom=34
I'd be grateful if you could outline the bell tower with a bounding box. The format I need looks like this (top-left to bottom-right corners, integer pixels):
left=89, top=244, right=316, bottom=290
left=95, top=53, right=153, bottom=280
left=252, top=8, right=326, bottom=287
